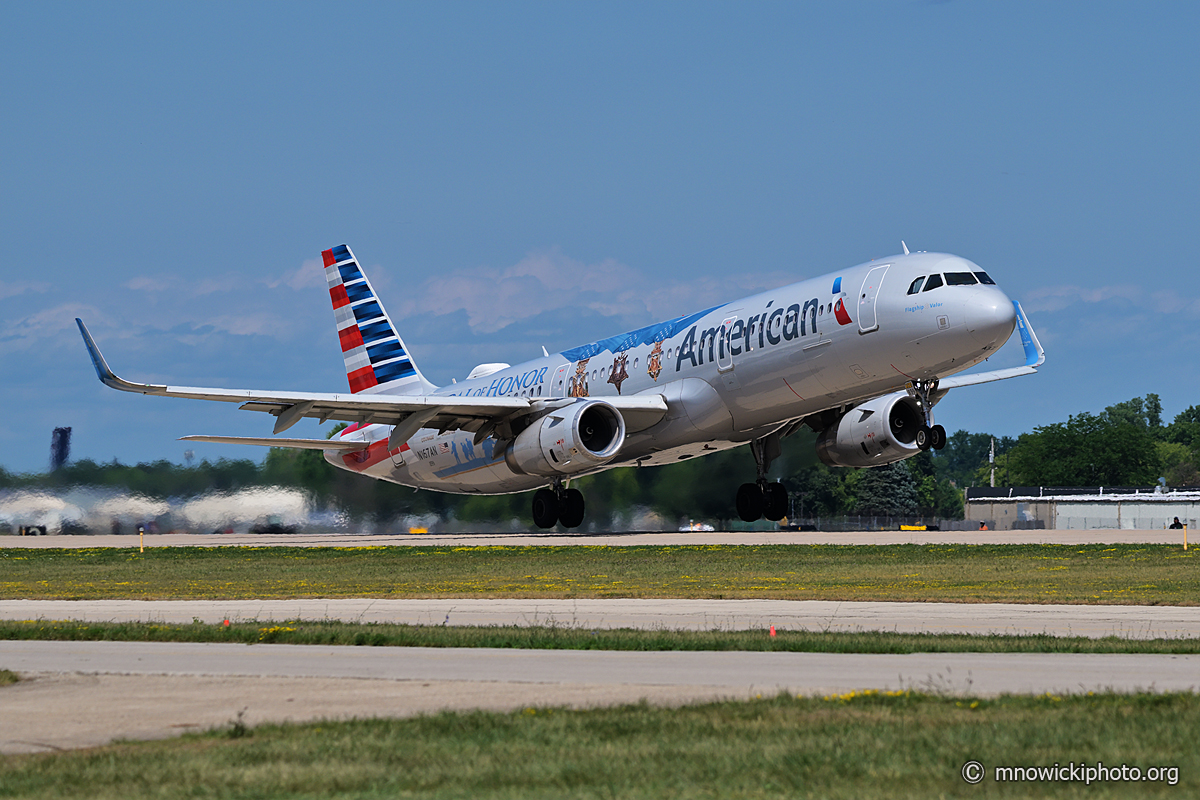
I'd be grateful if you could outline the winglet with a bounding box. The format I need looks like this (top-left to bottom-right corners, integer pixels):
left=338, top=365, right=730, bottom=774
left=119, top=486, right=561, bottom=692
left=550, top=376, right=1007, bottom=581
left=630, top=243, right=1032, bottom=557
left=76, top=318, right=115, bottom=383
left=75, top=318, right=166, bottom=394
left=1012, top=301, right=1045, bottom=368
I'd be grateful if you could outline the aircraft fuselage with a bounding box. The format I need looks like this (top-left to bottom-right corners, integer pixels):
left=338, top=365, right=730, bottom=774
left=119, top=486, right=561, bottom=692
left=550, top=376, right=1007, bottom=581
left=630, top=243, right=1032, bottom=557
left=330, top=251, right=1016, bottom=493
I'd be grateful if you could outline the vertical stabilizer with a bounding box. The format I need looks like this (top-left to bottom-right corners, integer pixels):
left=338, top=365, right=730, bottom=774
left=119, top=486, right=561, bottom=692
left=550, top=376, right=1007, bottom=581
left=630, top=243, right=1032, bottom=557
left=321, top=245, right=437, bottom=395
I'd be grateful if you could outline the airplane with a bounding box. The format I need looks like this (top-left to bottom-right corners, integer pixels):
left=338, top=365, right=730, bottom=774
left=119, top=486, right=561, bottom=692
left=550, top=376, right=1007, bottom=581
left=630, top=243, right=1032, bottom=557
left=77, top=242, right=1044, bottom=529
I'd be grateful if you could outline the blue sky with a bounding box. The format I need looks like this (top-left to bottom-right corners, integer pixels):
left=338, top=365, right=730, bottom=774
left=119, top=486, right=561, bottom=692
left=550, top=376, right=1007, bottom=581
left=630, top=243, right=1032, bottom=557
left=2, top=1, right=1197, bottom=473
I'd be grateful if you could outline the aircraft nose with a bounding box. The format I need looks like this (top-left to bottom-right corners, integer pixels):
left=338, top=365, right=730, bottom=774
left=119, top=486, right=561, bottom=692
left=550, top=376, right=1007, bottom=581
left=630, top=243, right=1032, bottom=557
left=965, top=290, right=1016, bottom=348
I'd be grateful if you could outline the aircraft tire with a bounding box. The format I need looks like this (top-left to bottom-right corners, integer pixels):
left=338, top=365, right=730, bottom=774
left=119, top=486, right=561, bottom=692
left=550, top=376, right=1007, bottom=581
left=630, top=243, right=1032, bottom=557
left=915, top=425, right=932, bottom=451
left=931, top=425, right=947, bottom=450
left=736, top=483, right=763, bottom=522
left=531, top=488, right=559, bottom=529
left=559, top=488, right=585, bottom=529
left=763, top=483, right=788, bottom=522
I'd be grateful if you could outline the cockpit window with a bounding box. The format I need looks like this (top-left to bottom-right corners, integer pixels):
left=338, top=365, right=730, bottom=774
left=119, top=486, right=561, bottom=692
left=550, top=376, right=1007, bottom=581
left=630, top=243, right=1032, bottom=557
left=907, top=277, right=925, bottom=295
left=974, top=271, right=996, bottom=285
left=945, top=272, right=978, bottom=286
left=922, top=274, right=944, bottom=292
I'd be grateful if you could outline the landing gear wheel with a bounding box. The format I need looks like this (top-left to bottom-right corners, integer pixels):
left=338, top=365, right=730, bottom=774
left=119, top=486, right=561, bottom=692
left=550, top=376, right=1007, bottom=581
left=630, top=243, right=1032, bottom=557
left=736, top=483, right=764, bottom=522
left=930, top=424, right=946, bottom=450
left=531, top=488, right=560, bottom=529
left=559, top=488, right=586, bottom=529
left=915, top=425, right=932, bottom=452
left=763, top=483, right=788, bottom=522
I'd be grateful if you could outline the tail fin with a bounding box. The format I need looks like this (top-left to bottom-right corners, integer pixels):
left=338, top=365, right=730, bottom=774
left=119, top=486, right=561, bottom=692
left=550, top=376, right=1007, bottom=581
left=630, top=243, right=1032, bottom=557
left=321, top=244, right=437, bottom=395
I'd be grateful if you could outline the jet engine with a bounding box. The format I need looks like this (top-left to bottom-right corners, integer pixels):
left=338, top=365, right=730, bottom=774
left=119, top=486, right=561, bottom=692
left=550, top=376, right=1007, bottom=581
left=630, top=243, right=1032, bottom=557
left=505, top=399, right=626, bottom=477
left=815, top=391, right=925, bottom=468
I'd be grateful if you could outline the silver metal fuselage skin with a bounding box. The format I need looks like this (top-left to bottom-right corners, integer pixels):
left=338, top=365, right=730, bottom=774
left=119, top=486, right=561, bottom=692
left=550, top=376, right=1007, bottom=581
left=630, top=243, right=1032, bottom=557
left=325, top=252, right=1016, bottom=493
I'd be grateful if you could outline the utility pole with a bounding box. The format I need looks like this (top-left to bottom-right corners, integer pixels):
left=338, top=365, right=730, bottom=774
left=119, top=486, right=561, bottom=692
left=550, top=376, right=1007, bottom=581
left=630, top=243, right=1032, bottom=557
left=988, top=438, right=998, bottom=489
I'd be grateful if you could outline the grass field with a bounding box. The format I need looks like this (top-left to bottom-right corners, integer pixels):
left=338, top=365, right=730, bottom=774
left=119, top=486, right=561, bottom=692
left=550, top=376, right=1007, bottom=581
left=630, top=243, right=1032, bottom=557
left=2, top=543, right=1197, bottom=604
left=2, top=619, right=1198, bottom=654
left=0, top=692, right=1193, bottom=799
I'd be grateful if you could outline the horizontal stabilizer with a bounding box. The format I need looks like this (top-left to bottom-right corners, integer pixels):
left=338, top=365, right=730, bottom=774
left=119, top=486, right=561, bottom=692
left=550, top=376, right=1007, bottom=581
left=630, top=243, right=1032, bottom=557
left=179, top=435, right=369, bottom=451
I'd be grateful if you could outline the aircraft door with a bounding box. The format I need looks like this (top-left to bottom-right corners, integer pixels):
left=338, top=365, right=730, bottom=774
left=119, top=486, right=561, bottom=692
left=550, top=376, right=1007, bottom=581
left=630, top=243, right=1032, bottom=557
left=857, top=265, right=890, bottom=333
left=550, top=364, right=571, bottom=397
left=717, top=317, right=736, bottom=372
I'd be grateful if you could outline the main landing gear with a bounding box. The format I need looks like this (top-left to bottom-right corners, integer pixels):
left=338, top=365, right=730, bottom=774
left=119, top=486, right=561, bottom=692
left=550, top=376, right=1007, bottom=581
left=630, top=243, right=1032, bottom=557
left=532, top=481, right=586, bottom=529
left=736, top=432, right=789, bottom=523
left=909, top=379, right=947, bottom=452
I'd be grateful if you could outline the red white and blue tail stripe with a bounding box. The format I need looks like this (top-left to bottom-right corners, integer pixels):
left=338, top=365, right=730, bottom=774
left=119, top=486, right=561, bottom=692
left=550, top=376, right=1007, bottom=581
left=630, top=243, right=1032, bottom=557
left=322, top=244, right=435, bottom=395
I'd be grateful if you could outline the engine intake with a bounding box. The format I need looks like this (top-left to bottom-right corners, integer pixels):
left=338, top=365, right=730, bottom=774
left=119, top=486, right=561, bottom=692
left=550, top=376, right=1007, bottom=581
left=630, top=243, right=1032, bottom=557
left=505, top=400, right=626, bottom=476
left=815, top=391, right=924, bottom=468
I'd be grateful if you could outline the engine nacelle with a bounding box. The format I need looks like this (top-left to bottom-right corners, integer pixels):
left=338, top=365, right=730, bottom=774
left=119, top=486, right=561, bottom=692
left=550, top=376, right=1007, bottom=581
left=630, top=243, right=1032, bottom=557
left=505, top=400, right=626, bottom=477
left=816, top=391, right=925, bottom=468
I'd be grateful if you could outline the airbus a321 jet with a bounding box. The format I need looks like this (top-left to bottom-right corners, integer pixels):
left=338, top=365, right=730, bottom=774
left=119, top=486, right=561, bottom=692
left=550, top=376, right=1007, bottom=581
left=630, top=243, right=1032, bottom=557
left=77, top=243, right=1044, bottom=528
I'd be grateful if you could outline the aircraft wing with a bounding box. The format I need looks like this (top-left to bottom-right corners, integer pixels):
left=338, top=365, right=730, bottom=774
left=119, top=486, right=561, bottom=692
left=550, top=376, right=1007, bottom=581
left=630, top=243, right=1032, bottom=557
left=178, top=435, right=370, bottom=451
left=936, top=301, right=1045, bottom=391
left=77, top=319, right=667, bottom=447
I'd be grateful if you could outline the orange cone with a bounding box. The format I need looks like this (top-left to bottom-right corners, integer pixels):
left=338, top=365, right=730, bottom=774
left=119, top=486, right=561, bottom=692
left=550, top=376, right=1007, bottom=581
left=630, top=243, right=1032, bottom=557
left=769, top=625, right=776, bottom=637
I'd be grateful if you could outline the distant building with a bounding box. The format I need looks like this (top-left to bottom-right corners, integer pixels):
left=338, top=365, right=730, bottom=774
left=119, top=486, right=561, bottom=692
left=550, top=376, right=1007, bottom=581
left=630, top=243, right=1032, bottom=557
left=965, top=487, right=1200, bottom=531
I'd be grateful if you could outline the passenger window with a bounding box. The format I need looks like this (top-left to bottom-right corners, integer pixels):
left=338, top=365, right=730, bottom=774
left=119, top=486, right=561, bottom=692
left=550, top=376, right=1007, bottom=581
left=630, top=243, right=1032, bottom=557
left=907, top=277, right=925, bottom=295
left=922, top=274, right=944, bottom=292
left=974, top=271, right=996, bottom=285
left=945, top=272, right=978, bottom=286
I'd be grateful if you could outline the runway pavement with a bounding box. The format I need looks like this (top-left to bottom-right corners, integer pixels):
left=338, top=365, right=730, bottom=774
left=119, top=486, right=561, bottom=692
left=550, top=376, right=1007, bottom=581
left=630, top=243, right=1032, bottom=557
left=1, top=528, right=1190, bottom=548
left=5, top=598, right=1199, bottom=639
left=3, top=528, right=1195, bottom=754
left=2, top=640, right=1197, bottom=754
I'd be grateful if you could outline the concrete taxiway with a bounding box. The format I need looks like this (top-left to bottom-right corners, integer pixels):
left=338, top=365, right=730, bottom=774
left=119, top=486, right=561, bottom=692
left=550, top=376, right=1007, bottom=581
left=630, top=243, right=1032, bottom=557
left=2, top=640, right=1197, bottom=754
left=5, top=598, right=1199, bottom=639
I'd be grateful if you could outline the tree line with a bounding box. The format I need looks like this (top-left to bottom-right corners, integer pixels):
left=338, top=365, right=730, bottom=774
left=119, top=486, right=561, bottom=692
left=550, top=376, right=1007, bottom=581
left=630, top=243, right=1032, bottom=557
left=3, top=395, right=1196, bottom=525
left=980, top=394, right=1199, bottom=488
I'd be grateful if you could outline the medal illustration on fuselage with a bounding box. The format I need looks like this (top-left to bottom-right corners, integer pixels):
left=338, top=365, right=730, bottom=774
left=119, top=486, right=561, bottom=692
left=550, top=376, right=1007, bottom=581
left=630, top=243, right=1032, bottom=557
left=607, top=352, right=629, bottom=394
left=568, top=358, right=590, bottom=397
left=646, top=341, right=663, bottom=381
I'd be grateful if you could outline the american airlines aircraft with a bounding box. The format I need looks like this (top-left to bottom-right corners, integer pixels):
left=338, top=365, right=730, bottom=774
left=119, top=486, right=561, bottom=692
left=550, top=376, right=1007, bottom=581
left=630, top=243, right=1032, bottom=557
left=77, top=243, right=1044, bottom=528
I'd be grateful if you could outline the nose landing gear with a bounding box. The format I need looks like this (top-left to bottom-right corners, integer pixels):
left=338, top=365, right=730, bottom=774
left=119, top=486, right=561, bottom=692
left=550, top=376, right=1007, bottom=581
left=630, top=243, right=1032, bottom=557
left=531, top=481, right=586, bottom=529
left=908, top=379, right=947, bottom=452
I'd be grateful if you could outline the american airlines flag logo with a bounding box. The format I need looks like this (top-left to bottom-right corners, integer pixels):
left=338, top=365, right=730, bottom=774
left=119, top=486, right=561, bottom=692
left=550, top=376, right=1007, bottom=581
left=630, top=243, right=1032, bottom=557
left=322, top=245, right=419, bottom=394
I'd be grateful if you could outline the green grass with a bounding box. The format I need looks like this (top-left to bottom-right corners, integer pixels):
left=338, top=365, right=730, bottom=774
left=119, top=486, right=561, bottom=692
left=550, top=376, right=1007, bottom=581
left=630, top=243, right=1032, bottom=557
left=2, top=543, right=1197, bottom=604
left=0, top=692, right=1194, bottom=799
left=0, top=668, right=17, bottom=686
left=2, top=619, right=1197, bottom=654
